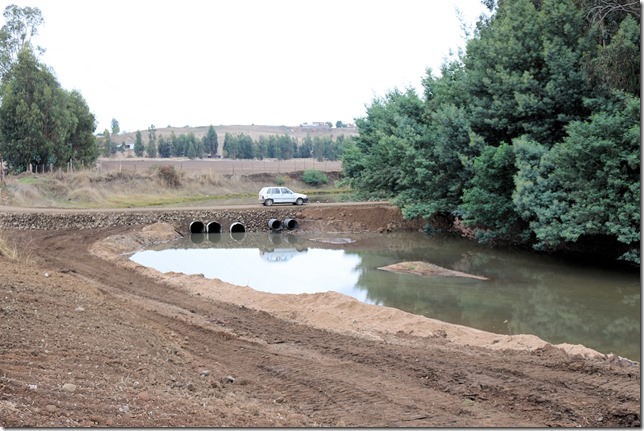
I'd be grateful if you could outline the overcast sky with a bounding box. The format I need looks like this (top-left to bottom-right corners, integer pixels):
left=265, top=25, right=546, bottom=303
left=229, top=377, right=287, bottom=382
left=6, top=0, right=488, bottom=133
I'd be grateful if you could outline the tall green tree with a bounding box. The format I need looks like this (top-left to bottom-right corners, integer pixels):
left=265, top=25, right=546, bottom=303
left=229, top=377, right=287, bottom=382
left=64, top=90, right=97, bottom=165
left=464, top=0, right=592, bottom=146
left=341, top=0, right=640, bottom=262
left=222, top=132, right=237, bottom=158
left=204, top=124, right=218, bottom=157
left=0, top=48, right=96, bottom=172
left=146, top=124, right=157, bottom=158
left=0, top=4, right=44, bottom=81
left=101, top=129, right=112, bottom=157
left=111, top=118, right=120, bottom=135
left=134, top=130, right=144, bottom=156
left=342, top=88, right=425, bottom=202
left=513, top=92, right=640, bottom=261
left=157, top=135, right=171, bottom=158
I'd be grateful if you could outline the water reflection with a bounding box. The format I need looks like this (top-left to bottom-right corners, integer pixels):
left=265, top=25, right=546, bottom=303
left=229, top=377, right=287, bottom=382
left=131, top=232, right=640, bottom=361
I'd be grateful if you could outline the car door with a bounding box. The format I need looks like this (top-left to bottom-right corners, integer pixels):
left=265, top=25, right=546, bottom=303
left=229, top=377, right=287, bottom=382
left=280, top=187, right=294, bottom=204
left=270, top=187, right=283, bottom=203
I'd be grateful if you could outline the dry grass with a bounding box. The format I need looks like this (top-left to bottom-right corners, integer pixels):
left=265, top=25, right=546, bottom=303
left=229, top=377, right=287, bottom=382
left=0, top=235, right=20, bottom=260
left=0, top=232, right=33, bottom=263
left=2, top=159, right=346, bottom=209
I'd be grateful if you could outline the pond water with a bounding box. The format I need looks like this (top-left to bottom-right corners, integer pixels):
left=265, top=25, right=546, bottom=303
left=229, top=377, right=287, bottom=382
left=130, top=231, right=641, bottom=361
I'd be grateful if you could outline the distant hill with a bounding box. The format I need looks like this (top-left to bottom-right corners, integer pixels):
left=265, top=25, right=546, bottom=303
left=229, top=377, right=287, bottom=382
left=108, top=124, right=359, bottom=156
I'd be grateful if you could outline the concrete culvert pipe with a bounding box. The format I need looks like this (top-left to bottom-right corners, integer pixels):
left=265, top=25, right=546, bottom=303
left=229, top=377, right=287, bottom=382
left=206, top=221, right=222, bottom=233
left=189, top=220, right=205, bottom=233
left=268, top=218, right=282, bottom=231
left=283, top=218, right=298, bottom=230
left=230, top=222, right=246, bottom=233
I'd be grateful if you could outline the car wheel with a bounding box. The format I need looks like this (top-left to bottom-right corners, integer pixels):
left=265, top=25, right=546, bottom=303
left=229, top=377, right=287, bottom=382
left=264, top=199, right=274, bottom=206
left=295, top=198, right=304, bottom=206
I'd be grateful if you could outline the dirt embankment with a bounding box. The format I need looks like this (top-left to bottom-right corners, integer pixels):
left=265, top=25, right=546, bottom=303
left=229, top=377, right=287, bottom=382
left=0, top=204, right=640, bottom=427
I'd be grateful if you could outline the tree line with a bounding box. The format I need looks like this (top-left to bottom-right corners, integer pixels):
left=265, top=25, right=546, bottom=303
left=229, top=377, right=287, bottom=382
left=223, top=133, right=345, bottom=161
left=341, top=0, right=640, bottom=263
left=102, top=126, right=346, bottom=162
left=101, top=124, right=219, bottom=159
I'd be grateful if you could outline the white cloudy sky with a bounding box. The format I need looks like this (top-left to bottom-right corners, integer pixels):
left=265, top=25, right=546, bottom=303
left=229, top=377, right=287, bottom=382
left=5, top=0, right=488, bottom=133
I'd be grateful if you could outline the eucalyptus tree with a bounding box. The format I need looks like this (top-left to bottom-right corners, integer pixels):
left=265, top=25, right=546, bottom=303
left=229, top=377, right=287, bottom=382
left=146, top=124, right=157, bottom=158
left=157, top=135, right=171, bottom=158
left=203, top=124, right=218, bottom=157
left=134, top=130, right=144, bottom=156
left=0, top=4, right=44, bottom=81
left=0, top=48, right=97, bottom=172
left=111, top=118, right=120, bottom=135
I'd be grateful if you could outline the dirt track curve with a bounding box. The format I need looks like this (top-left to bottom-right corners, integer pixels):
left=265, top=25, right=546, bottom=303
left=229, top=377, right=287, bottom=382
left=0, top=204, right=640, bottom=427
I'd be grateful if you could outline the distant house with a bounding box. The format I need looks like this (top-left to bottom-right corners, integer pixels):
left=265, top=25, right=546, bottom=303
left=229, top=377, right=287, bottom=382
left=299, top=122, right=331, bottom=129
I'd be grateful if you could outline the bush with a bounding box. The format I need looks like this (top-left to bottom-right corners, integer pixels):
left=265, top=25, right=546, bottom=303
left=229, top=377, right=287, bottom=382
left=274, top=174, right=287, bottom=186
left=301, top=169, right=328, bottom=186
left=155, top=165, right=181, bottom=188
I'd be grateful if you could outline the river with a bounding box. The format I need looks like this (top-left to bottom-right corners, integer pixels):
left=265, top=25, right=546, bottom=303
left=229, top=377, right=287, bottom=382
left=131, top=231, right=641, bottom=361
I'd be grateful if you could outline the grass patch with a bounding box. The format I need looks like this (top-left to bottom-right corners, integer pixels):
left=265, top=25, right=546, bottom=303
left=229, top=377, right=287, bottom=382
left=15, top=175, right=43, bottom=185
left=0, top=233, right=32, bottom=263
left=0, top=235, right=19, bottom=259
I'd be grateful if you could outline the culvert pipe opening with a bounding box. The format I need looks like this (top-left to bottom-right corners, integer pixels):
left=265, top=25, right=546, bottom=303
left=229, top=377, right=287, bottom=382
left=189, top=220, right=205, bottom=233
left=206, top=221, right=222, bottom=233
left=268, top=219, right=282, bottom=231
left=283, top=218, right=298, bottom=230
left=230, top=222, right=246, bottom=233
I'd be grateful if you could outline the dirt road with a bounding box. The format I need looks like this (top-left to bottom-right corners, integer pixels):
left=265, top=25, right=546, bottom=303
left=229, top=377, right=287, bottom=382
left=0, top=205, right=640, bottom=427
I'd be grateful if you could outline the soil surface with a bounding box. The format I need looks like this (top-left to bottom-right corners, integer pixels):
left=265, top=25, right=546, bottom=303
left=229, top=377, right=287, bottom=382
left=0, top=204, right=640, bottom=427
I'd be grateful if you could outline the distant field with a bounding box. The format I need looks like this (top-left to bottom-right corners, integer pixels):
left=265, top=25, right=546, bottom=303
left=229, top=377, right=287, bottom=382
left=97, top=157, right=343, bottom=175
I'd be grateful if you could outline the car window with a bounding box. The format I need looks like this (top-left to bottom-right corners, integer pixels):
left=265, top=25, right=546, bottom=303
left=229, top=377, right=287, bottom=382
left=270, top=188, right=280, bottom=194
left=281, top=188, right=292, bottom=194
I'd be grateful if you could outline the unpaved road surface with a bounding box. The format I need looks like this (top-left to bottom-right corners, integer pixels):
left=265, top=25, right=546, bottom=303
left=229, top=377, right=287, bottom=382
left=0, top=205, right=640, bottom=427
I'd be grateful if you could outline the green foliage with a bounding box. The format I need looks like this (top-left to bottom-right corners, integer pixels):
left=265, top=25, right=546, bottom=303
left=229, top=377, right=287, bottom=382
left=273, top=174, right=286, bottom=186
left=134, top=130, right=144, bottom=156
left=146, top=124, right=157, bottom=158
left=464, top=0, right=592, bottom=146
left=514, top=92, right=640, bottom=262
left=0, top=48, right=97, bottom=173
left=221, top=132, right=344, bottom=161
left=461, top=143, right=529, bottom=244
left=586, top=12, right=640, bottom=96
left=101, top=130, right=113, bottom=157
left=157, top=135, right=171, bottom=158
left=111, top=118, right=120, bottom=135
left=0, top=4, right=44, bottom=80
left=203, top=125, right=218, bottom=157
left=340, top=0, right=640, bottom=262
left=301, top=169, right=328, bottom=186
left=341, top=88, right=425, bottom=203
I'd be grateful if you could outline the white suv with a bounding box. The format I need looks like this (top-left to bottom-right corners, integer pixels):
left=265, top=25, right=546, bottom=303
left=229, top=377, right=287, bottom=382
left=259, top=187, right=308, bottom=206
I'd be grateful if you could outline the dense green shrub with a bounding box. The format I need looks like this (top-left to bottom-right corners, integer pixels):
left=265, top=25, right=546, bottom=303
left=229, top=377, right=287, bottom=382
left=301, top=169, right=329, bottom=186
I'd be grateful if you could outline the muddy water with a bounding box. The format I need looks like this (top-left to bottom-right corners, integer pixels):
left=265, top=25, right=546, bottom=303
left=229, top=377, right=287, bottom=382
left=131, top=232, right=641, bottom=361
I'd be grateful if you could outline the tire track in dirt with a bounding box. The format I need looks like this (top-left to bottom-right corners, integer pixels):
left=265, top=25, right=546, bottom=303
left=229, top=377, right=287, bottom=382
left=8, top=226, right=640, bottom=427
